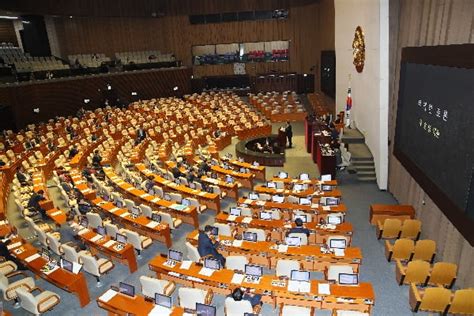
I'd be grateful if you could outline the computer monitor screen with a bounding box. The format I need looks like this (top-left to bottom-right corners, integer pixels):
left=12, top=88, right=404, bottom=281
left=96, top=225, right=106, bottom=236
left=131, top=206, right=140, bottom=217
left=41, top=248, right=50, bottom=260
left=196, top=303, right=216, bottom=316
left=168, top=249, right=183, bottom=262
left=245, top=264, right=263, bottom=277
left=119, top=282, right=135, bottom=297
left=299, top=197, right=311, bottom=205
left=211, top=173, right=218, bottom=179
left=299, top=173, right=310, bottom=181
left=229, top=207, right=241, bottom=216
left=182, top=198, right=190, bottom=206
left=204, top=257, right=220, bottom=270
left=338, top=273, right=359, bottom=285
left=152, top=213, right=162, bottom=222
left=248, top=193, right=259, bottom=200
left=266, top=182, right=276, bottom=189
left=291, top=270, right=310, bottom=282
left=61, top=259, right=73, bottom=272
left=321, top=185, right=332, bottom=191
left=243, top=232, right=257, bottom=242
left=80, top=217, right=88, bottom=227
left=240, top=168, right=247, bottom=173
left=155, top=293, right=172, bottom=308
left=259, top=211, right=272, bottom=220
left=189, top=182, right=196, bottom=189
left=272, top=195, right=284, bottom=203
left=327, top=215, right=343, bottom=225
left=329, top=238, right=347, bottom=249
left=252, top=161, right=259, bottom=167
left=294, top=214, right=307, bottom=223
left=116, top=200, right=124, bottom=208
left=164, top=194, right=171, bottom=201
left=285, top=236, right=301, bottom=246
left=210, top=226, right=219, bottom=236
left=244, top=313, right=258, bottom=316
left=278, top=172, right=288, bottom=179
left=116, top=233, right=127, bottom=244
left=321, top=174, right=332, bottom=181
left=226, top=176, right=234, bottom=184
left=293, top=184, right=304, bottom=191
left=326, top=197, right=340, bottom=205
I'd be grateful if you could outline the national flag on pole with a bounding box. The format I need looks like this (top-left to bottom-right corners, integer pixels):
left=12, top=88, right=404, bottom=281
left=345, top=87, right=352, bottom=127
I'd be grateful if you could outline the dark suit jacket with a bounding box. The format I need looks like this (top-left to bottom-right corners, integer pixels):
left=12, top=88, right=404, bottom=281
left=285, top=124, right=293, bottom=137
left=197, top=232, right=219, bottom=258
left=288, top=227, right=311, bottom=236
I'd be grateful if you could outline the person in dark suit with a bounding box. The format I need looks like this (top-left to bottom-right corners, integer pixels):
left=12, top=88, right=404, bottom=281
left=228, top=287, right=262, bottom=308
left=69, top=145, right=79, bottom=159
left=0, top=237, right=27, bottom=270
left=27, top=190, right=47, bottom=219
left=16, top=168, right=29, bottom=186
left=92, top=150, right=102, bottom=168
left=285, top=121, right=293, bottom=148
left=136, top=128, right=146, bottom=143
left=197, top=225, right=225, bottom=267
left=288, top=218, right=311, bottom=236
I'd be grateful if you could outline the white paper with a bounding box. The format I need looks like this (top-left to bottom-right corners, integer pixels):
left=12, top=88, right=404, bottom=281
left=198, top=267, right=214, bottom=277
left=318, top=283, right=331, bottom=295
left=43, top=265, right=60, bottom=275
left=72, top=262, right=82, bottom=274
left=278, top=245, right=289, bottom=253
left=99, top=289, right=118, bottom=303
left=334, top=248, right=345, bottom=257
left=256, top=201, right=266, bottom=206
left=90, top=234, right=102, bottom=243
left=146, top=221, right=159, bottom=229
left=151, top=198, right=160, bottom=203
left=6, top=241, right=22, bottom=250
left=231, top=273, right=245, bottom=284
left=232, top=240, right=243, bottom=247
left=244, top=199, right=252, bottom=204
left=140, top=193, right=150, bottom=198
left=242, top=217, right=252, bottom=224
left=120, top=212, right=130, bottom=218
left=287, top=280, right=300, bottom=292
left=311, top=203, right=319, bottom=208
left=322, top=206, right=330, bottom=211
left=198, top=192, right=207, bottom=196
left=103, top=240, right=116, bottom=248
left=25, top=253, right=41, bottom=263
left=148, top=305, right=171, bottom=316
left=50, top=210, right=62, bottom=216
left=77, top=228, right=90, bottom=236
left=126, top=187, right=134, bottom=191
left=227, top=215, right=237, bottom=221
left=109, top=207, right=120, bottom=213
left=180, top=260, right=192, bottom=270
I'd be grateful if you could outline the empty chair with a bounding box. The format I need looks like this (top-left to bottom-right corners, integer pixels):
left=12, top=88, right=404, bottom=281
left=62, top=244, right=88, bottom=264
left=124, top=199, right=137, bottom=212
left=399, top=219, right=421, bottom=240
left=178, top=287, right=213, bottom=310
left=0, top=273, right=35, bottom=301
left=447, top=289, right=474, bottom=315
left=33, top=225, right=48, bottom=247
left=240, top=207, right=253, bottom=217
left=225, top=256, right=248, bottom=272
left=158, top=211, right=182, bottom=229
left=288, top=233, right=308, bottom=246
left=86, top=212, right=103, bottom=229
left=152, top=185, right=163, bottom=198
left=213, top=223, right=233, bottom=237
left=105, top=222, right=121, bottom=239
left=0, top=261, right=18, bottom=275
left=123, top=229, right=152, bottom=257
left=139, top=204, right=153, bottom=218
left=187, top=197, right=205, bottom=213
left=80, top=254, right=114, bottom=287
left=225, top=296, right=258, bottom=316
left=46, top=233, right=63, bottom=256
left=376, top=218, right=402, bottom=239
left=246, top=228, right=266, bottom=241
left=326, top=265, right=354, bottom=282
left=395, top=260, right=430, bottom=285
left=281, top=305, right=311, bottom=316
left=409, top=283, right=451, bottom=313
left=139, top=275, right=176, bottom=299
left=15, top=287, right=60, bottom=315
left=185, top=242, right=201, bottom=262
left=412, top=239, right=436, bottom=263
left=169, top=192, right=182, bottom=203
left=427, top=262, right=457, bottom=288
left=275, top=259, right=300, bottom=278
left=385, top=238, right=414, bottom=262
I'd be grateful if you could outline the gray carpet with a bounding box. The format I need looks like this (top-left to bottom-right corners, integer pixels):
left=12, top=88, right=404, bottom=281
left=3, top=121, right=429, bottom=315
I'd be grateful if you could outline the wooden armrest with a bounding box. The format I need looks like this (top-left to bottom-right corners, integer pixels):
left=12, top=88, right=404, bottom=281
left=38, top=293, right=60, bottom=313
left=205, top=289, right=214, bottom=304
left=98, top=260, right=114, bottom=270
left=163, top=281, right=175, bottom=294
left=6, top=270, right=28, bottom=279
left=29, top=286, right=44, bottom=294
left=395, top=259, right=406, bottom=285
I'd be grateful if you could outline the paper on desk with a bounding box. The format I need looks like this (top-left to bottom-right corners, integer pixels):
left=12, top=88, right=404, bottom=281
left=6, top=241, right=22, bottom=250
left=151, top=198, right=160, bottom=203
left=198, top=267, right=214, bottom=277
left=180, top=260, right=192, bottom=270
left=231, top=273, right=245, bottom=284
left=227, top=215, right=237, bottom=221
left=109, top=207, right=120, bottom=213
left=103, top=240, right=116, bottom=248
left=322, top=206, right=330, bottom=211
left=148, top=305, right=171, bottom=316
left=278, top=245, right=289, bottom=253
left=284, top=224, right=292, bottom=228
left=50, top=210, right=62, bottom=216
left=140, top=193, right=150, bottom=198
left=90, top=234, right=102, bottom=243
left=72, top=262, right=82, bottom=274
left=318, top=283, right=331, bottom=295
left=77, top=228, right=90, bottom=236
left=232, top=240, right=243, bottom=247
left=120, top=212, right=130, bottom=218
left=198, top=192, right=207, bottom=196
left=244, top=199, right=252, bottom=204
left=146, top=221, right=159, bottom=229
left=256, top=201, right=266, bottom=206
left=43, top=265, right=60, bottom=275
left=334, top=248, right=345, bottom=257
left=99, top=289, right=118, bottom=303
left=311, top=203, right=319, bottom=208
left=242, top=217, right=252, bottom=224
left=25, top=253, right=41, bottom=263
left=126, top=187, right=134, bottom=191
left=0, top=220, right=6, bottom=225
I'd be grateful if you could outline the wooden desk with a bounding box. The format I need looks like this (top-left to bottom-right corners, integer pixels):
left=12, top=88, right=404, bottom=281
left=223, top=159, right=266, bottom=181
left=101, top=167, right=199, bottom=228
left=75, top=225, right=138, bottom=273
left=254, top=185, right=342, bottom=198
left=9, top=239, right=90, bottom=307
left=201, top=176, right=240, bottom=200
left=214, top=213, right=353, bottom=245
left=369, top=204, right=416, bottom=225
left=97, top=289, right=185, bottom=316
left=211, top=165, right=255, bottom=189
left=0, top=220, right=12, bottom=237
left=149, top=255, right=374, bottom=313
left=270, top=177, right=338, bottom=189
left=135, top=164, right=221, bottom=212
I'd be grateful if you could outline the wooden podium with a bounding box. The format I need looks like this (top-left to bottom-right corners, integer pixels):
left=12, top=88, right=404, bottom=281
left=277, top=128, right=287, bottom=148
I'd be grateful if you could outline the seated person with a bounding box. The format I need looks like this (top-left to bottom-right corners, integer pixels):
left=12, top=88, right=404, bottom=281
left=92, top=150, right=102, bottom=168
left=171, top=166, right=184, bottom=179
left=228, top=287, right=262, bottom=308
left=16, top=167, right=30, bottom=186
left=143, top=175, right=156, bottom=192
left=198, top=225, right=226, bottom=267
left=69, top=145, right=79, bottom=159
left=288, top=218, right=311, bottom=237
left=0, top=159, right=5, bottom=167
left=27, top=190, right=47, bottom=220
left=0, top=235, right=27, bottom=270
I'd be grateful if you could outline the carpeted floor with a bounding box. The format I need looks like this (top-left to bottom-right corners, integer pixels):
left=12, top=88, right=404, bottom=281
left=4, top=121, right=430, bottom=315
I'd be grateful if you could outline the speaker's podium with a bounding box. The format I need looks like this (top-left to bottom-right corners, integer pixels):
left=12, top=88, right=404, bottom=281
left=278, top=127, right=287, bottom=148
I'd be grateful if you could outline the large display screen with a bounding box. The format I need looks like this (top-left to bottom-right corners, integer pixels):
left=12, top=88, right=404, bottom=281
left=394, top=45, right=474, bottom=244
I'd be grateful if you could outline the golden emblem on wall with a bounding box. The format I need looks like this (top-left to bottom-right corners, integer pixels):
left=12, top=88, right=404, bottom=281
left=352, top=26, right=365, bottom=73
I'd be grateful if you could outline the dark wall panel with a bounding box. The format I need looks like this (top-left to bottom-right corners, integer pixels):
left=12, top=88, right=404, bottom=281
left=0, top=20, right=17, bottom=45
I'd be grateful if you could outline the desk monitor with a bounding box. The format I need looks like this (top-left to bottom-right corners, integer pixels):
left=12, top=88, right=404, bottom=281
left=285, top=236, right=301, bottom=247
left=266, top=181, right=276, bottom=189
left=245, top=264, right=263, bottom=277
left=182, top=198, right=190, bottom=207
left=41, top=248, right=50, bottom=261
left=229, top=207, right=241, bottom=216
left=164, top=193, right=171, bottom=201
left=61, top=258, right=73, bottom=273
left=243, top=232, right=257, bottom=242
left=204, top=257, right=220, bottom=270
left=278, top=171, right=288, bottom=179
left=211, top=173, right=218, bottom=179
left=225, top=176, right=234, bottom=184
left=299, top=173, right=310, bottom=181
left=259, top=211, right=272, bottom=220
left=248, top=193, right=259, bottom=200
left=238, top=167, right=245, bottom=173
left=338, top=273, right=359, bottom=286
left=155, top=293, right=172, bottom=308
left=196, top=303, right=216, bottom=316
left=299, top=197, right=311, bottom=206
left=252, top=161, right=259, bottom=167
left=96, top=225, right=106, bottom=236
left=321, top=184, right=333, bottom=191
left=119, top=282, right=135, bottom=297
left=327, top=215, right=343, bottom=225
left=210, top=226, right=219, bottom=236
left=329, top=238, right=347, bottom=249
left=291, top=270, right=310, bottom=282
left=320, top=174, right=332, bottom=181
left=293, top=183, right=304, bottom=191
left=152, top=213, right=162, bottom=223
left=272, top=195, right=284, bottom=203
left=189, top=182, right=196, bottom=189
left=116, top=200, right=125, bottom=208
left=116, top=233, right=127, bottom=244
left=326, top=197, right=340, bottom=206
left=294, top=214, right=308, bottom=223
left=80, top=217, right=88, bottom=228
left=168, top=249, right=183, bottom=262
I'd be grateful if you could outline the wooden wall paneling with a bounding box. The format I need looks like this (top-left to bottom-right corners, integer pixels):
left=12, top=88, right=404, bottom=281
left=0, top=20, right=17, bottom=45
left=388, top=0, right=474, bottom=288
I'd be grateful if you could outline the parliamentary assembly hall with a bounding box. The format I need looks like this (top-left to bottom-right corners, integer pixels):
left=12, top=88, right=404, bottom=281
left=0, top=0, right=472, bottom=315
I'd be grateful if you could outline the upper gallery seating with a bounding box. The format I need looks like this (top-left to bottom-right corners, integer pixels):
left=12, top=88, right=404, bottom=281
left=68, top=53, right=111, bottom=68
left=115, top=50, right=175, bottom=65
